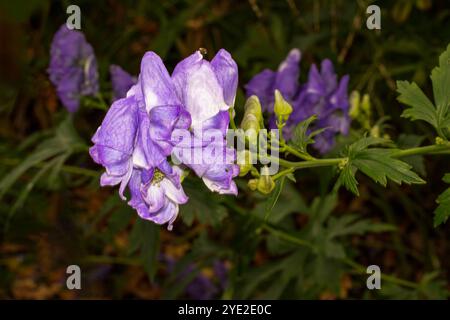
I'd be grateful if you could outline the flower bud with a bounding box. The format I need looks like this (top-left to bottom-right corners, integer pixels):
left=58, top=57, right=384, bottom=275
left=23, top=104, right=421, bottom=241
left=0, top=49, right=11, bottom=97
left=237, top=150, right=253, bottom=177
left=274, top=90, right=293, bottom=122
left=241, top=95, right=263, bottom=130
left=241, top=114, right=260, bottom=132
left=248, top=179, right=258, bottom=191
left=349, top=91, right=360, bottom=120
left=350, top=91, right=372, bottom=129
left=257, top=167, right=275, bottom=194
left=361, top=94, right=371, bottom=117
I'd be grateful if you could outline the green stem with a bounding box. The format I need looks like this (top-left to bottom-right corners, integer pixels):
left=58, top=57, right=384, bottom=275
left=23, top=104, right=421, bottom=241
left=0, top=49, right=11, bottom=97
left=268, top=143, right=450, bottom=175
left=281, top=143, right=316, bottom=161
left=272, top=167, right=294, bottom=180
left=278, top=157, right=344, bottom=169
left=391, top=144, right=449, bottom=158
left=229, top=108, right=237, bottom=130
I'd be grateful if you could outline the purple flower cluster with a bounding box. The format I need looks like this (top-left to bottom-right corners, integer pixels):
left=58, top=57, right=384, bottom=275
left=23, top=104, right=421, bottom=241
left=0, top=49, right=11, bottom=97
left=90, top=50, right=239, bottom=229
left=48, top=25, right=99, bottom=112
left=245, top=49, right=350, bottom=153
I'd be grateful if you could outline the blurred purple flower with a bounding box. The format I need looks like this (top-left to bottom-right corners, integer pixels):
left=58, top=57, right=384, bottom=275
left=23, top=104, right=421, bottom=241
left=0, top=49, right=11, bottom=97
left=245, top=49, right=350, bottom=153
left=245, top=49, right=301, bottom=113
left=110, top=64, right=137, bottom=101
left=290, top=60, right=350, bottom=153
left=48, top=24, right=99, bottom=112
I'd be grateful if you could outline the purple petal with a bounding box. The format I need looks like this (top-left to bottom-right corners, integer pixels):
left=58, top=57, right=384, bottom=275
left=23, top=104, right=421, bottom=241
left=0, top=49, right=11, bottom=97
left=132, top=107, right=167, bottom=169
left=211, top=49, right=238, bottom=107
left=90, top=96, right=139, bottom=175
left=140, top=51, right=180, bottom=111
left=320, top=59, right=338, bottom=95
left=142, top=183, right=166, bottom=213
left=172, top=51, right=228, bottom=128
left=274, top=48, right=301, bottom=101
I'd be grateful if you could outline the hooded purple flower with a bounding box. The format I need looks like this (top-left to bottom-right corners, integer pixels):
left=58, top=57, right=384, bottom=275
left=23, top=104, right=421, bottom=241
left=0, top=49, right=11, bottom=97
left=245, top=49, right=350, bottom=153
left=161, top=48, right=240, bottom=195
left=170, top=49, right=240, bottom=195
left=48, top=24, right=99, bottom=112
left=110, top=64, right=137, bottom=101
left=90, top=52, right=191, bottom=229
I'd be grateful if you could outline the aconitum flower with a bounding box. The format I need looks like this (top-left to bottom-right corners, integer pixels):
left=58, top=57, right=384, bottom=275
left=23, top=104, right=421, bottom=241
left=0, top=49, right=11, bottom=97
left=245, top=49, right=350, bottom=153
left=110, top=65, right=136, bottom=101
left=290, top=60, right=350, bottom=153
left=90, top=52, right=191, bottom=229
left=91, top=49, right=240, bottom=228
left=128, top=166, right=188, bottom=229
left=245, top=49, right=301, bottom=113
left=169, top=49, right=240, bottom=195
left=48, top=24, right=99, bottom=112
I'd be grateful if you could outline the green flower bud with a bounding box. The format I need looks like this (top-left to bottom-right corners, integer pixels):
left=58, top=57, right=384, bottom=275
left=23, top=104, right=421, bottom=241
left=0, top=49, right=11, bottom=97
left=256, top=167, right=275, bottom=194
left=436, top=137, right=445, bottom=145
left=248, top=179, right=258, bottom=191
left=274, top=90, right=293, bottom=122
left=241, top=96, right=263, bottom=145
left=349, top=91, right=360, bottom=120
left=361, top=94, right=371, bottom=117
left=237, top=150, right=253, bottom=177
left=241, top=96, right=263, bottom=131
left=370, top=125, right=380, bottom=138
left=244, top=95, right=263, bottom=125
left=241, top=114, right=260, bottom=132
left=350, top=91, right=372, bottom=129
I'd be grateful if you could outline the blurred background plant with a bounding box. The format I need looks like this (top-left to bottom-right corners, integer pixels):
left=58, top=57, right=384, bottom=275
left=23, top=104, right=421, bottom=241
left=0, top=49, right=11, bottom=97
left=0, top=0, right=449, bottom=299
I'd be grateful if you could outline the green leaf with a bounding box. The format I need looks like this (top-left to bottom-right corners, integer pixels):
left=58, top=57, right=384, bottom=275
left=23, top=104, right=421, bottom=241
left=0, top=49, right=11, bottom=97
left=327, top=215, right=395, bottom=239
left=264, top=176, right=285, bottom=220
left=0, top=118, right=86, bottom=227
left=139, top=219, right=160, bottom=282
left=352, top=149, right=425, bottom=186
left=339, top=137, right=425, bottom=195
left=126, top=218, right=160, bottom=281
left=253, top=181, right=308, bottom=224
left=129, top=218, right=161, bottom=282
left=397, top=45, right=450, bottom=137
left=397, top=80, right=437, bottom=127
left=338, top=164, right=359, bottom=196
left=434, top=173, right=450, bottom=227
left=181, top=179, right=228, bottom=227
left=290, top=115, right=327, bottom=154
left=347, top=136, right=388, bottom=157
left=0, top=145, right=63, bottom=201
left=431, top=44, right=450, bottom=119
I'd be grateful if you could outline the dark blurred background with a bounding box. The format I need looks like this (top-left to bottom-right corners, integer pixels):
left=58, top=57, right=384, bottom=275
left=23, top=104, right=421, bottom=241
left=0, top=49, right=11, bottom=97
left=0, top=0, right=449, bottom=299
